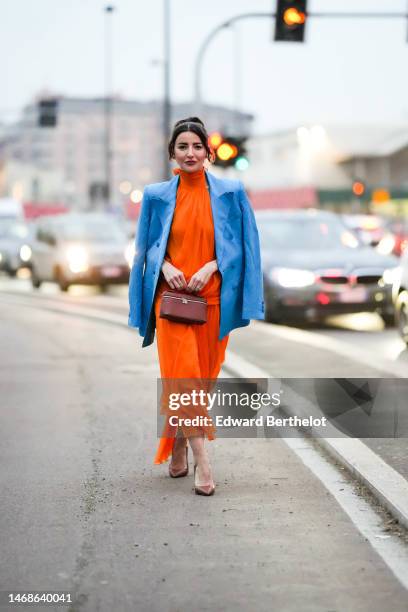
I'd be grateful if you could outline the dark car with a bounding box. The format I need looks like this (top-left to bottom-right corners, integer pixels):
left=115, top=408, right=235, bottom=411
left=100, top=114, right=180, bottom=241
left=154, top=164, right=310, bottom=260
left=0, top=219, right=32, bottom=276
left=256, top=209, right=400, bottom=325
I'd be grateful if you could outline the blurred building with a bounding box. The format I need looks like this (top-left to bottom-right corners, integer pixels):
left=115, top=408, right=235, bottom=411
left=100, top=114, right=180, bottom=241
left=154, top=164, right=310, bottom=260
left=245, top=124, right=408, bottom=211
left=0, top=95, right=253, bottom=212
left=0, top=158, right=63, bottom=204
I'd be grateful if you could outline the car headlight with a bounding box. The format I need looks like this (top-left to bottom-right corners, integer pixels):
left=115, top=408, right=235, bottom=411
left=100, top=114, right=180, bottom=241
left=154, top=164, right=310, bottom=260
left=341, top=230, right=360, bottom=249
left=376, top=233, right=396, bottom=255
left=66, top=245, right=89, bottom=273
left=125, top=242, right=135, bottom=268
left=270, top=267, right=316, bottom=288
left=382, top=266, right=401, bottom=285
left=20, top=244, right=32, bottom=262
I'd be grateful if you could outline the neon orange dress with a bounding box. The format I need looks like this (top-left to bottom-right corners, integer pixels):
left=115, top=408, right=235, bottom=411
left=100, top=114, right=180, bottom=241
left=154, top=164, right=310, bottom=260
left=153, top=166, right=229, bottom=464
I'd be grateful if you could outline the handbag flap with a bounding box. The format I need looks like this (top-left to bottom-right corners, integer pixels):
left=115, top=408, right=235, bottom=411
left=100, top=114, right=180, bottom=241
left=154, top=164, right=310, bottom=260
left=162, top=290, right=207, bottom=304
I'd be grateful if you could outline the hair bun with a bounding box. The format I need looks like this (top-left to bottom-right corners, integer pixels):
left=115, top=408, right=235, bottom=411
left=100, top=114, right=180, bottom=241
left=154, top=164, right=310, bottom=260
left=188, top=116, right=204, bottom=126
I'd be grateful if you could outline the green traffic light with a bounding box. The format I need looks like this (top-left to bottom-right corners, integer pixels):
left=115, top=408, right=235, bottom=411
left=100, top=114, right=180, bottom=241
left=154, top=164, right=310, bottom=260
left=235, top=157, right=249, bottom=171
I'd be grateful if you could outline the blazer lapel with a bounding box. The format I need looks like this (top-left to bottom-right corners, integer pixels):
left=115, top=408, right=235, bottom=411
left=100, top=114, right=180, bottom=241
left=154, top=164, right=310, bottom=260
left=152, top=175, right=179, bottom=233
left=206, top=171, right=234, bottom=270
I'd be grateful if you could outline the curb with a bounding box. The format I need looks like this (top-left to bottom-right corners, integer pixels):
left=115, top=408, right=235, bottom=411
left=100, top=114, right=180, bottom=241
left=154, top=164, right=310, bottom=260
left=224, top=349, right=408, bottom=531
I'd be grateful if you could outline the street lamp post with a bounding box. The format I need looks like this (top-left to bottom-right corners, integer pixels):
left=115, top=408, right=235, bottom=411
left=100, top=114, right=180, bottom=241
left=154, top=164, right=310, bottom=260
left=163, top=0, right=171, bottom=181
left=233, top=23, right=243, bottom=135
left=104, top=5, right=115, bottom=212
left=194, top=14, right=272, bottom=114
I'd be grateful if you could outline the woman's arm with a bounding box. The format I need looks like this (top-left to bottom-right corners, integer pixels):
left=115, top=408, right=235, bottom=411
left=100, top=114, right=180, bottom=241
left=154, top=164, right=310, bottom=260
left=199, top=259, right=218, bottom=274
left=160, top=256, right=171, bottom=272
left=186, top=259, right=218, bottom=292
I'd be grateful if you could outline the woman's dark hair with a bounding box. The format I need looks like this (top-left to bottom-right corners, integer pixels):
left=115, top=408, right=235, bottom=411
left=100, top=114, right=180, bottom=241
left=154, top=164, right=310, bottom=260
left=168, top=116, right=214, bottom=162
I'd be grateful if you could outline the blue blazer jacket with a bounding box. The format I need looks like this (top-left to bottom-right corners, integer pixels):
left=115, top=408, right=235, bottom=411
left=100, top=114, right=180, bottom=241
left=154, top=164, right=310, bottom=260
left=128, top=169, right=264, bottom=347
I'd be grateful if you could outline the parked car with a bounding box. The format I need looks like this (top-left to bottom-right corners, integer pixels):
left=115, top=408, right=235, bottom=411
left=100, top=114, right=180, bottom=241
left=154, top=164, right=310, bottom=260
left=256, top=209, right=400, bottom=325
left=29, top=213, right=133, bottom=291
left=392, top=250, right=408, bottom=345
left=0, top=219, right=32, bottom=276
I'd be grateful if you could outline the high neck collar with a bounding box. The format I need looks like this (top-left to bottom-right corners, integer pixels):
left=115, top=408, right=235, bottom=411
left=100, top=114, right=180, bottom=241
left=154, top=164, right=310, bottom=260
left=173, top=166, right=206, bottom=188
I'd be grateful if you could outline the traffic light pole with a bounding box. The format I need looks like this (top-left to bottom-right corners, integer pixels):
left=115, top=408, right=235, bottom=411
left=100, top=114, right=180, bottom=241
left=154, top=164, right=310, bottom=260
left=104, top=5, right=115, bottom=213
left=194, top=10, right=408, bottom=111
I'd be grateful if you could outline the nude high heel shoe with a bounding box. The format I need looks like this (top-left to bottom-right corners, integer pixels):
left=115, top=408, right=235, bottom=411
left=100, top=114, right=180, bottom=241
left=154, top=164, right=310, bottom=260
left=169, top=446, right=189, bottom=478
left=194, top=464, right=215, bottom=496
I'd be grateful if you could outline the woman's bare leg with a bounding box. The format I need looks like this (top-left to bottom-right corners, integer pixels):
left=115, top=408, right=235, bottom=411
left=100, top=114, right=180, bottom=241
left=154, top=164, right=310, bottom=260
left=170, top=433, right=188, bottom=470
left=188, top=435, right=214, bottom=486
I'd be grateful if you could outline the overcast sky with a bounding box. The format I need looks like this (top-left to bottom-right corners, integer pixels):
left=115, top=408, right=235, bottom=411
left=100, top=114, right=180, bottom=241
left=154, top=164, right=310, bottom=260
left=3, top=0, right=408, bottom=134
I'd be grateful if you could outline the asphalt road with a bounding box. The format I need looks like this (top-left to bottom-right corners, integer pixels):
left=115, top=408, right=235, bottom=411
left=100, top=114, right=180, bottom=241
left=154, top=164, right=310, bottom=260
left=2, top=275, right=407, bottom=367
left=1, top=297, right=408, bottom=611
left=1, top=276, right=408, bottom=481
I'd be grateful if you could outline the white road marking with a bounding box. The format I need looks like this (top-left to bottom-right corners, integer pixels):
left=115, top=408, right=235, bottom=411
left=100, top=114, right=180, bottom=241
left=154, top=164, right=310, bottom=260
left=252, top=320, right=408, bottom=378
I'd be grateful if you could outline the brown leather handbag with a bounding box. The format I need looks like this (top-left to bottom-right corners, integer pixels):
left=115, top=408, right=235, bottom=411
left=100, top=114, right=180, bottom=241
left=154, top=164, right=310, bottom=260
left=159, top=290, right=207, bottom=324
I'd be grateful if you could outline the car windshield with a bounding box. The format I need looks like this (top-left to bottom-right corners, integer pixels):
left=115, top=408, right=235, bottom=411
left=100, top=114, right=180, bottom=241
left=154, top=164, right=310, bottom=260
left=59, top=220, right=125, bottom=243
left=258, top=217, right=359, bottom=250
left=0, top=220, right=29, bottom=239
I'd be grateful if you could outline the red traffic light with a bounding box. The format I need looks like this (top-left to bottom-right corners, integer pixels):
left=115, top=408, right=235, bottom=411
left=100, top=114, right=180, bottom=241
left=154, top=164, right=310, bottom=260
left=209, top=133, right=248, bottom=169
left=352, top=181, right=365, bottom=197
left=208, top=132, right=223, bottom=149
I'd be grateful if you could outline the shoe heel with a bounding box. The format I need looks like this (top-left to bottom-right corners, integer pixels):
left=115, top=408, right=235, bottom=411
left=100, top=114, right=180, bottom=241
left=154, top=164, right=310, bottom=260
left=169, top=446, right=188, bottom=478
left=194, top=464, right=215, bottom=496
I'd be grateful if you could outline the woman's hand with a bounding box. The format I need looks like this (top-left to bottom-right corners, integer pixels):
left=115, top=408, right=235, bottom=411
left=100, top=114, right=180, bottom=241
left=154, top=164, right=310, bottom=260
left=186, top=260, right=218, bottom=293
left=161, top=260, right=187, bottom=290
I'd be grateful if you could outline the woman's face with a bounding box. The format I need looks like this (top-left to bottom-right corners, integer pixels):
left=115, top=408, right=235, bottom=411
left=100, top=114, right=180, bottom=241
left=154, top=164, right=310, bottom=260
left=173, top=131, right=207, bottom=172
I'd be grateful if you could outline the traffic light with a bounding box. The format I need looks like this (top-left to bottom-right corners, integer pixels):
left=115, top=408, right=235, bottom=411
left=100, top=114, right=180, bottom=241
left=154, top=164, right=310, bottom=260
left=274, top=0, right=308, bottom=43
left=38, top=98, right=58, bottom=127
left=352, top=180, right=366, bottom=198
left=209, top=133, right=249, bottom=170
left=352, top=179, right=369, bottom=211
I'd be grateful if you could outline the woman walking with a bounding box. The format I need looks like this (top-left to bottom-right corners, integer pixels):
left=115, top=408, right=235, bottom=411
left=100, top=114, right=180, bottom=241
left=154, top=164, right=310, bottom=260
left=128, top=117, right=264, bottom=496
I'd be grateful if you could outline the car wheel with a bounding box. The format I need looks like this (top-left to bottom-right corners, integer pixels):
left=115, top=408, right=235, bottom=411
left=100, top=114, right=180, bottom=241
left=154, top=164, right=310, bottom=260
left=31, top=267, right=42, bottom=289
left=56, top=268, right=69, bottom=292
left=264, top=296, right=284, bottom=324
left=396, top=290, right=408, bottom=345
left=380, top=312, right=395, bottom=328
left=59, top=279, right=69, bottom=292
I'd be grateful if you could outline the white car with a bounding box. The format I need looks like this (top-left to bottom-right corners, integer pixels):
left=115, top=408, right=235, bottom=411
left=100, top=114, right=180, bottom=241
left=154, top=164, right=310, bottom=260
left=30, top=213, right=134, bottom=291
